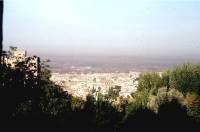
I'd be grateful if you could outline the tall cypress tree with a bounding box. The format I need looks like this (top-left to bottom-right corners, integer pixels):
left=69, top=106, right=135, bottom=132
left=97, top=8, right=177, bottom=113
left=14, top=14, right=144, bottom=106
left=0, top=0, right=3, bottom=61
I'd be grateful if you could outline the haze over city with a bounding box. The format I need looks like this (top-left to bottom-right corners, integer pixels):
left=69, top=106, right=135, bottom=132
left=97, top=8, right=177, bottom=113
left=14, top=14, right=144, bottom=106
left=1, top=1, right=200, bottom=130
left=3, top=0, right=200, bottom=58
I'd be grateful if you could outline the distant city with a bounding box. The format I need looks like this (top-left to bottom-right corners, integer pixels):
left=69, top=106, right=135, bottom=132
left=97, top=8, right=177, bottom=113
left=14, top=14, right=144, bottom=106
left=3, top=47, right=200, bottom=100
left=50, top=72, right=140, bottom=100
left=44, top=54, right=198, bottom=99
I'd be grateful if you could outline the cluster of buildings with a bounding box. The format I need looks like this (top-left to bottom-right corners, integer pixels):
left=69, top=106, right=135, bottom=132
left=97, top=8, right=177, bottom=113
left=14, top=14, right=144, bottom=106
left=51, top=72, right=140, bottom=100
left=1, top=48, right=40, bottom=77
left=1, top=48, right=140, bottom=100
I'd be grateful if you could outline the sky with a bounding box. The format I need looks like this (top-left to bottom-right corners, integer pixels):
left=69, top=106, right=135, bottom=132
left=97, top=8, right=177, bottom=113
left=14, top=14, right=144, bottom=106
left=3, top=0, right=200, bottom=57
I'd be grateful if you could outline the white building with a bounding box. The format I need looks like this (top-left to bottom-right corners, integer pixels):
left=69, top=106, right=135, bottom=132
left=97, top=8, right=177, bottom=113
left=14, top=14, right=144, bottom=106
left=4, top=49, right=40, bottom=77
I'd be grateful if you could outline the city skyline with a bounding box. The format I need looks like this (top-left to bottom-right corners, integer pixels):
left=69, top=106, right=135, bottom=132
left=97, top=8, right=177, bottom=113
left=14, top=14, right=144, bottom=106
left=3, top=0, right=200, bottom=58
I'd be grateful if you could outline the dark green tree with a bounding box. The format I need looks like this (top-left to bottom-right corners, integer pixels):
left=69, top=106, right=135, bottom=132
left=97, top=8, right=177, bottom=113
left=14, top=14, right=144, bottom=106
left=138, top=72, right=162, bottom=94
left=108, top=85, right=121, bottom=101
left=170, top=64, right=198, bottom=94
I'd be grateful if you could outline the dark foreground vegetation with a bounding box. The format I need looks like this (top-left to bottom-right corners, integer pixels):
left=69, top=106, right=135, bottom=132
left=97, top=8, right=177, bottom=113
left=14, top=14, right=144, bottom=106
left=0, top=62, right=200, bottom=131
left=0, top=1, right=199, bottom=131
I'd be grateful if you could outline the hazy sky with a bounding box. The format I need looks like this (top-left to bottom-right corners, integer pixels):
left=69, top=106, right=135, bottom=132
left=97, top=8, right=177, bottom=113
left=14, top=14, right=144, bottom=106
left=3, top=0, right=200, bottom=57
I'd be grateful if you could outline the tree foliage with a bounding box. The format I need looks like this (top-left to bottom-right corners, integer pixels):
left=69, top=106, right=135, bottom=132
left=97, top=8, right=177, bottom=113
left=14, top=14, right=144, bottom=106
left=108, top=85, right=121, bottom=101
left=185, top=92, right=200, bottom=121
left=169, top=64, right=199, bottom=94
left=1, top=61, right=200, bottom=130
left=138, top=72, right=162, bottom=93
